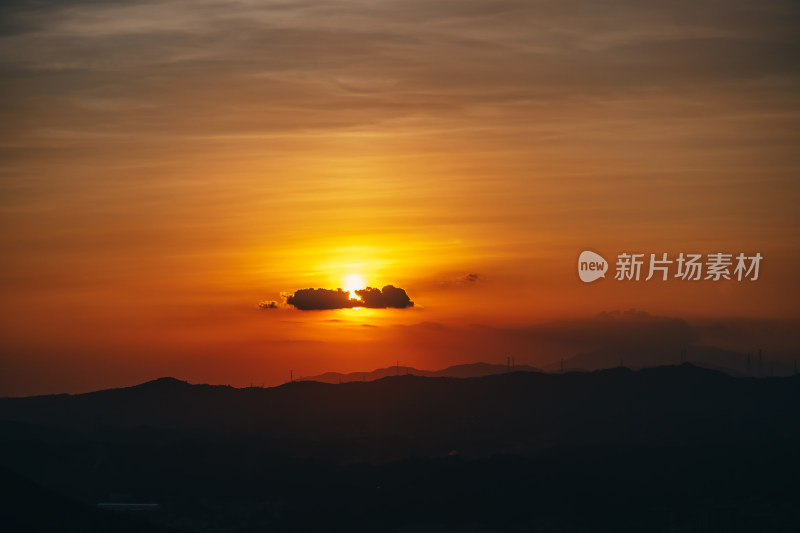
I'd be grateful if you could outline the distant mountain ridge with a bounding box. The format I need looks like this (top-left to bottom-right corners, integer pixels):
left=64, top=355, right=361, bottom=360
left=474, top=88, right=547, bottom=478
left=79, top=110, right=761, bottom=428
left=300, top=361, right=542, bottom=383
left=301, top=345, right=794, bottom=385
left=547, top=344, right=796, bottom=377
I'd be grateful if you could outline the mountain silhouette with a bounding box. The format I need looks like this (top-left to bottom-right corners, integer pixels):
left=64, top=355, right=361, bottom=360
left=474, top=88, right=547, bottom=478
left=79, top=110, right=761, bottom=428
left=1, top=364, right=798, bottom=459
left=300, top=361, right=541, bottom=383
left=1, top=364, right=799, bottom=532
left=546, top=344, right=796, bottom=377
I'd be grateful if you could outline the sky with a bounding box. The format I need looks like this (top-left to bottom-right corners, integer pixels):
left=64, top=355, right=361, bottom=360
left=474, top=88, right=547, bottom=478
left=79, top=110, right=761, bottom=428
left=1, top=0, right=799, bottom=395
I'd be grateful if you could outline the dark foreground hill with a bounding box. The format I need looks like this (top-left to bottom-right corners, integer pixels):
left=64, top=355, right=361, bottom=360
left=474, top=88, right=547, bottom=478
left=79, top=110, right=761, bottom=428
left=0, top=465, right=181, bottom=533
left=1, top=365, right=799, bottom=532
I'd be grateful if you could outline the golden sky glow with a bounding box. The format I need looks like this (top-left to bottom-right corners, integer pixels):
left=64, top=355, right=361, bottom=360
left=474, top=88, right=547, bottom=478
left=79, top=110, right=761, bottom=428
left=1, top=0, right=799, bottom=395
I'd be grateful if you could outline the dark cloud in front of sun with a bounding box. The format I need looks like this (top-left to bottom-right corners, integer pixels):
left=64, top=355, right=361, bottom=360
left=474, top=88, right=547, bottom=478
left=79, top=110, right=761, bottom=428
left=283, top=286, right=414, bottom=310
left=354, top=285, right=414, bottom=309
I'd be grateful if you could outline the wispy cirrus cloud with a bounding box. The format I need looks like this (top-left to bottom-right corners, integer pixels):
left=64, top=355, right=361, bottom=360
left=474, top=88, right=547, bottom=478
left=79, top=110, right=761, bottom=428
left=2, top=0, right=799, bottom=145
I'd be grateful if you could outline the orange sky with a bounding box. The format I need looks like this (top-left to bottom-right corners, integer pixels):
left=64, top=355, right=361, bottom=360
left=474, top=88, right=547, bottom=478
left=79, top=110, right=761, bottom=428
left=1, top=0, right=799, bottom=395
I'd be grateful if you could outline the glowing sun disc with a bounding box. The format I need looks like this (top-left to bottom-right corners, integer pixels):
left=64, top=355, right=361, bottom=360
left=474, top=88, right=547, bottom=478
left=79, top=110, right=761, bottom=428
left=342, top=273, right=366, bottom=299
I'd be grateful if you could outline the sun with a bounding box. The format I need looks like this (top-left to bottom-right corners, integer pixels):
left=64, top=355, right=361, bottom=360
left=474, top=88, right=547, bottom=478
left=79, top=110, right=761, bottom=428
left=342, top=273, right=367, bottom=300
